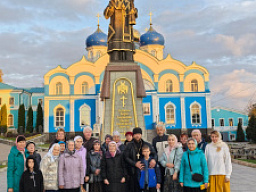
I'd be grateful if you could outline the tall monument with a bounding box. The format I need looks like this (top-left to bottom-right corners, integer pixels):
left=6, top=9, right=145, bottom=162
left=101, top=0, right=147, bottom=140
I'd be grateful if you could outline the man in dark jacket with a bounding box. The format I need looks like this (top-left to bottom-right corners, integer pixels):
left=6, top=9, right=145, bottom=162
left=124, top=127, right=157, bottom=192
left=48, top=128, right=66, bottom=149
left=83, top=126, right=97, bottom=151
left=152, top=122, right=168, bottom=192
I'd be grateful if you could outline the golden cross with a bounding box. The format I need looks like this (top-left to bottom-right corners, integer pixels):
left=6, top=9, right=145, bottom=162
left=96, top=13, right=101, bottom=27
left=120, top=95, right=127, bottom=108
left=149, top=11, right=153, bottom=25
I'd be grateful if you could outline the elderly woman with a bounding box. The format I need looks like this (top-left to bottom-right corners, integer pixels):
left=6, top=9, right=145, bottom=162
left=7, top=135, right=30, bottom=192
left=191, top=129, right=207, bottom=152
left=179, top=138, right=209, bottom=192
left=159, top=134, right=183, bottom=192
left=40, top=143, right=60, bottom=192
left=101, top=141, right=127, bottom=192
left=59, top=140, right=84, bottom=192
left=205, top=131, right=232, bottom=192
left=101, top=134, right=113, bottom=152
left=74, top=136, right=87, bottom=178
left=113, top=131, right=125, bottom=152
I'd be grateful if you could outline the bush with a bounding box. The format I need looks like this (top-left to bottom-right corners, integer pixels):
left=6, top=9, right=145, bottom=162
left=0, top=125, right=7, bottom=134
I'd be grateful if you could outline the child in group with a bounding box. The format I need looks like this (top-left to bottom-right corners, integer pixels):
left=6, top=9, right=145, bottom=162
left=26, top=141, right=42, bottom=167
left=19, top=155, right=44, bottom=192
left=58, top=141, right=66, bottom=154
left=139, top=145, right=161, bottom=192
left=86, top=140, right=104, bottom=192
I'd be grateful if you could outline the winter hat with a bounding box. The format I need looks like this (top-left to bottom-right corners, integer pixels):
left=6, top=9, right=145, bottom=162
left=133, top=127, right=142, bottom=135
left=125, top=132, right=133, bottom=136
left=113, top=131, right=120, bottom=136
left=16, top=135, right=26, bottom=143
left=26, top=155, right=39, bottom=171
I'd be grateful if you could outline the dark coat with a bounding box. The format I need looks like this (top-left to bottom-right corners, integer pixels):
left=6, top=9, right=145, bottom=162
left=87, top=150, right=103, bottom=182
left=19, top=170, right=44, bottom=192
left=83, top=137, right=97, bottom=152
left=198, top=139, right=207, bottom=153
left=32, top=151, right=41, bottom=168
left=101, top=151, right=127, bottom=192
left=124, top=139, right=157, bottom=175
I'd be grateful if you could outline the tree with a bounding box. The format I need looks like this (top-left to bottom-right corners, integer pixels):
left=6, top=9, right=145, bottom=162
left=246, top=114, right=256, bottom=142
left=18, top=104, right=25, bottom=133
left=236, top=122, right=245, bottom=142
left=26, top=106, right=33, bottom=133
left=0, top=104, right=7, bottom=133
left=36, top=103, right=43, bottom=133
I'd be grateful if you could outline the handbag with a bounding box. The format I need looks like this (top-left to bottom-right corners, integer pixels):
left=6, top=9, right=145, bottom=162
left=187, top=153, right=204, bottom=182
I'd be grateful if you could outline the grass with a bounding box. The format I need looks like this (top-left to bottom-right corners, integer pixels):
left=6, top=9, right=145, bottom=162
left=0, top=165, right=7, bottom=169
left=238, top=159, right=256, bottom=164
left=0, top=136, right=16, bottom=141
left=38, top=143, right=50, bottom=149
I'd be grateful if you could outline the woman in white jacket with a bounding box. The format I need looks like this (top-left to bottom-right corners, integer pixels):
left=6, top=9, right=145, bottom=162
left=40, top=143, right=60, bottom=192
left=205, top=131, right=232, bottom=192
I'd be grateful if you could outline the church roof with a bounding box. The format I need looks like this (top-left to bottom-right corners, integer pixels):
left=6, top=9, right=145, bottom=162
left=140, top=26, right=165, bottom=46
left=0, top=82, right=18, bottom=90
left=86, top=27, right=107, bottom=48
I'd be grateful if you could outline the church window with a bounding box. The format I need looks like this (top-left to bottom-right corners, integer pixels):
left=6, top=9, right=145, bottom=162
left=191, top=103, right=201, bottom=124
left=55, top=107, right=65, bottom=127
left=143, top=103, right=150, bottom=115
left=9, top=97, right=14, bottom=106
left=80, top=105, right=91, bottom=126
left=166, top=80, right=173, bottom=92
left=219, top=118, right=224, bottom=127
left=56, top=82, right=63, bottom=95
left=229, top=118, right=233, bottom=126
left=211, top=118, right=215, bottom=128
left=8, top=114, right=14, bottom=126
left=82, top=82, right=89, bottom=94
left=151, top=50, right=156, bottom=57
left=165, top=104, right=175, bottom=124
left=191, top=79, right=198, bottom=92
left=97, top=51, right=101, bottom=58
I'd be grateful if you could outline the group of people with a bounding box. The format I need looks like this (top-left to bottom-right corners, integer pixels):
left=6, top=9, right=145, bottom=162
left=7, top=124, right=232, bottom=192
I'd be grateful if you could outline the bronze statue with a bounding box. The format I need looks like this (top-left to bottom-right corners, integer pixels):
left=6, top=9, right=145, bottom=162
left=104, top=0, right=138, bottom=62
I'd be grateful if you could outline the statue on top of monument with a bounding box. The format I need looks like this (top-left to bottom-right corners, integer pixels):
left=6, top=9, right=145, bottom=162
left=104, top=0, right=138, bottom=62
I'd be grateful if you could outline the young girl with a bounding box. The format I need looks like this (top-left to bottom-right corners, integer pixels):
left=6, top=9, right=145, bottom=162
left=101, top=141, right=126, bottom=192
left=40, top=143, right=60, bottom=192
left=19, top=155, right=44, bottom=192
left=86, top=140, right=104, bottom=192
left=159, top=134, right=183, bottom=192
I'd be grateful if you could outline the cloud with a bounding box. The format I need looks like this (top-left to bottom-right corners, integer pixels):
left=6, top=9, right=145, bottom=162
left=215, top=33, right=256, bottom=56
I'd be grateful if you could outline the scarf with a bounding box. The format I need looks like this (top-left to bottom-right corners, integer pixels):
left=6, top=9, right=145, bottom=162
left=47, top=143, right=60, bottom=162
left=212, top=131, right=226, bottom=152
left=109, top=141, right=118, bottom=157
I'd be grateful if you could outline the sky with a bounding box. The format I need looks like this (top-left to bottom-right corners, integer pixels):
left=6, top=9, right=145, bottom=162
left=0, top=0, right=256, bottom=112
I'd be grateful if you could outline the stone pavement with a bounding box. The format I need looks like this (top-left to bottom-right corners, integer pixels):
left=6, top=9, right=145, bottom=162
left=0, top=143, right=12, bottom=162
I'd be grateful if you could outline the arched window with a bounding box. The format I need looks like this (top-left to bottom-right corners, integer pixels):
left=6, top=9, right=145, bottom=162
left=55, top=107, right=65, bottom=127
left=81, top=82, right=89, bottom=94
left=166, top=80, right=173, bottom=92
left=191, top=79, right=198, bottom=92
left=165, top=104, right=175, bottom=124
left=80, top=105, right=91, bottom=126
left=97, top=51, right=101, bottom=58
left=56, top=82, right=63, bottom=95
left=191, top=103, right=201, bottom=124
left=8, top=114, right=14, bottom=126
left=151, top=50, right=156, bottom=57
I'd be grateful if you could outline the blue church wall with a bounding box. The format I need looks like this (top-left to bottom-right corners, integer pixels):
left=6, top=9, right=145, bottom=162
left=10, top=109, right=18, bottom=129
left=159, top=97, right=182, bottom=129
left=49, top=100, right=70, bottom=133
left=44, top=85, right=49, bottom=96
left=33, top=111, right=37, bottom=128
left=10, top=93, right=20, bottom=107
left=21, top=92, right=31, bottom=109
left=74, top=99, right=96, bottom=132
left=31, top=95, right=44, bottom=106
left=185, top=97, right=207, bottom=129
left=142, top=95, right=154, bottom=130
left=211, top=108, right=248, bottom=127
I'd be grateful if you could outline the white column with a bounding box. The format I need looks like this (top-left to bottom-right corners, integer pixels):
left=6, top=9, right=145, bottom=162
left=180, top=96, right=186, bottom=132
left=70, top=99, right=75, bottom=132
left=152, top=93, right=158, bottom=123
left=44, top=98, right=49, bottom=133
left=206, top=94, right=212, bottom=131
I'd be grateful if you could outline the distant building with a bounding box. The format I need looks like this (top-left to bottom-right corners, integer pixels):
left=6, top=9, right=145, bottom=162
left=211, top=107, right=248, bottom=141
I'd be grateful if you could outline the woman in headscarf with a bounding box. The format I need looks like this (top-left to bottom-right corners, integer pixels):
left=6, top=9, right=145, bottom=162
left=205, top=131, right=232, bottom=192
left=40, top=143, right=60, bottom=192
left=179, top=138, right=209, bottom=192
left=159, top=134, right=183, bottom=192
left=7, top=135, right=30, bottom=192
left=101, top=141, right=127, bottom=192
left=85, top=140, right=104, bottom=192
left=58, top=140, right=84, bottom=192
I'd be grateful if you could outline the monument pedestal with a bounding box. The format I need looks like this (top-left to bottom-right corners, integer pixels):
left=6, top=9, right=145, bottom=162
left=100, top=62, right=147, bottom=140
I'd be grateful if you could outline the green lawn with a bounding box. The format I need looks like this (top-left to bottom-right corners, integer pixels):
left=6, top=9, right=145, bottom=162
left=38, top=143, right=50, bottom=149
left=0, top=165, right=7, bottom=169
left=0, top=136, right=16, bottom=141
left=238, top=159, right=256, bottom=164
